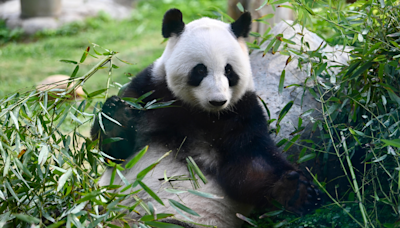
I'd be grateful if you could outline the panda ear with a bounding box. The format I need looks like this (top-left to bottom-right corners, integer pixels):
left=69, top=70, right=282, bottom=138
left=162, top=8, right=185, bottom=38
left=230, top=12, right=252, bottom=38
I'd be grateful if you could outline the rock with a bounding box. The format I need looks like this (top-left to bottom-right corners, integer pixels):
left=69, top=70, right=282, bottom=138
left=21, top=17, right=59, bottom=34
left=37, top=75, right=85, bottom=99
left=251, top=20, right=350, bottom=152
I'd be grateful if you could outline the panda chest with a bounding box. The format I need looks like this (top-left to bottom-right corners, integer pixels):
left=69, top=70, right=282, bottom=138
left=138, top=108, right=228, bottom=167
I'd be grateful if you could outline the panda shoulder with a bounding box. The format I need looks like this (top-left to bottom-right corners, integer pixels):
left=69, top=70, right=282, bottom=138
left=121, top=64, right=156, bottom=98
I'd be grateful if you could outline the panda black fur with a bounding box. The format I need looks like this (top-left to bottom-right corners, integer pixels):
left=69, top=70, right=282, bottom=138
left=91, top=9, right=322, bottom=227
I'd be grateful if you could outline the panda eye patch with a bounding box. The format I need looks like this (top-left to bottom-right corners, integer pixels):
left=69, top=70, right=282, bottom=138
left=188, top=64, right=208, bottom=87
left=225, top=64, right=239, bottom=87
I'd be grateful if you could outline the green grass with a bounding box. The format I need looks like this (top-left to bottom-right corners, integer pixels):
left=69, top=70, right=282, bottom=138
left=0, top=0, right=226, bottom=98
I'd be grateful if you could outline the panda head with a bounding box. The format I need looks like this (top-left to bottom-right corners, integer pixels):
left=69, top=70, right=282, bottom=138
left=153, top=9, right=254, bottom=112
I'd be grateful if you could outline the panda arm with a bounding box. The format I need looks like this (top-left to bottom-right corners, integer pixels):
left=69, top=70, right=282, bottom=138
left=216, top=92, right=322, bottom=214
left=91, top=65, right=159, bottom=161
left=91, top=96, right=138, bottom=161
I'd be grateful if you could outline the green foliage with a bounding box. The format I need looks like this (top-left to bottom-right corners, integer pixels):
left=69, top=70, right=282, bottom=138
left=0, top=46, right=114, bottom=227
left=0, top=43, right=211, bottom=227
left=0, top=0, right=227, bottom=98
left=247, top=0, right=400, bottom=227
left=0, top=19, right=23, bottom=45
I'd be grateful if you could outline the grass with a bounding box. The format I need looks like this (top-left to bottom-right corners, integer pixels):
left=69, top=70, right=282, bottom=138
left=0, top=0, right=226, bottom=98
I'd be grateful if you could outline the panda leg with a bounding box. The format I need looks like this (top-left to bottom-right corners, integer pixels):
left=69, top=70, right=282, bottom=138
left=217, top=158, right=323, bottom=215
left=270, top=170, right=323, bottom=215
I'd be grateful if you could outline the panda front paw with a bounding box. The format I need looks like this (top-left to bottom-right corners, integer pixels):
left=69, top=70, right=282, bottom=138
left=100, top=95, right=135, bottom=131
left=101, top=96, right=129, bottom=119
left=293, top=174, right=323, bottom=215
left=272, top=170, right=323, bottom=215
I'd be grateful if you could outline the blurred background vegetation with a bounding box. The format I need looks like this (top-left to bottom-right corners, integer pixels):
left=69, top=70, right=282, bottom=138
left=1, top=0, right=400, bottom=227
left=0, top=0, right=226, bottom=98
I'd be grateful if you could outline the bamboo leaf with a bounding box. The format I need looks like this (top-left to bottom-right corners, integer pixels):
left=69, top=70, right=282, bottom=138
left=272, top=39, right=282, bottom=54
left=283, top=135, right=301, bottom=152
left=258, top=96, right=271, bottom=119
left=125, top=146, right=148, bottom=169
left=3, top=156, right=10, bottom=177
left=298, top=153, right=316, bottom=163
left=70, top=202, right=87, bottom=214
left=57, top=168, right=73, bottom=192
left=187, top=190, right=224, bottom=199
left=38, top=145, right=49, bottom=165
left=140, top=213, right=174, bottom=222
left=9, top=111, right=19, bottom=130
left=387, top=32, right=400, bottom=37
left=88, top=89, right=107, bottom=98
left=169, top=199, right=199, bottom=217
left=101, top=112, right=122, bottom=126
left=278, top=70, right=285, bottom=94
left=116, top=56, right=134, bottom=65
left=237, top=2, right=244, bottom=12
left=164, top=188, right=187, bottom=194
left=187, top=156, right=207, bottom=184
left=382, top=139, right=400, bottom=148
left=349, top=60, right=373, bottom=79
left=71, top=65, right=80, bottom=78
left=102, top=137, right=124, bottom=145
left=256, top=0, right=269, bottom=11
left=282, top=38, right=296, bottom=45
left=76, top=190, right=101, bottom=204
left=79, top=46, right=90, bottom=63
left=116, top=169, right=130, bottom=186
left=146, top=100, right=176, bottom=110
left=14, top=213, right=40, bottom=224
left=69, top=112, right=83, bottom=125
left=263, top=39, right=276, bottom=56
left=56, top=109, right=70, bottom=129
left=139, top=180, right=164, bottom=206
left=277, top=101, right=293, bottom=125
left=236, top=213, right=257, bottom=227
left=137, top=162, right=158, bottom=181
left=372, top=155, right=387, bottom=163
left=259, top=209, right=284, bottom=218
left=5, top=181, right=19, bottom=202
left=60, top=60, right=78, bottom=65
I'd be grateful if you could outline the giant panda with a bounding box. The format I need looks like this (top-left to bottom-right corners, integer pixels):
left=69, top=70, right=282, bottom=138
left=91, top=8, right=322, bottom=228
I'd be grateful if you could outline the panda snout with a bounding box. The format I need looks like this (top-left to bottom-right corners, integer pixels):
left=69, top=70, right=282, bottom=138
left=209, top=100, right=227, bottom=107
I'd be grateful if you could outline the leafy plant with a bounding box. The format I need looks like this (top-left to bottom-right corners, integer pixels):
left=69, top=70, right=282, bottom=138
left=0, top=19, right=23, bottom=45
left=0, top=44, right=212, bottom=227
left=246, top=0, right=400, bottom=227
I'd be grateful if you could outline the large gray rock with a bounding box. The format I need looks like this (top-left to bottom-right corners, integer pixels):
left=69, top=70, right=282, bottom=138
left=251, top=20, right=350, bottom=154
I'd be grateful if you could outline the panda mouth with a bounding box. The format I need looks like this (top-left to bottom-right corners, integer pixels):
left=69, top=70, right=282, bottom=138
left=204, top=102, right=229, bottom=112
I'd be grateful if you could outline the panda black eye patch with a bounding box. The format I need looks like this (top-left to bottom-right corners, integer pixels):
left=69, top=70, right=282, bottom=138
left=225, top=64, right=239, bottom=87
left=188, top=63, right=208, bottom=86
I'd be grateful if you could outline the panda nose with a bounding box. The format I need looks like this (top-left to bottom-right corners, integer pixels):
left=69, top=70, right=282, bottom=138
left=209, top=100, right=227, bottom=107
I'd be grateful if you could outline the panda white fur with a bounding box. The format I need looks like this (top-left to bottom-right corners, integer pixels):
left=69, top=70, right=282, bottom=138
left=91, top=9, right=322, bottom=228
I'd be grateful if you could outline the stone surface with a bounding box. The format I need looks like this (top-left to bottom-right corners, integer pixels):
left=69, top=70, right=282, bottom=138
left=37, top=75, right=85, bottom=99
left=0, top=0, right=132, bottom=34
left=251, top=20, right=350, bottom=152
